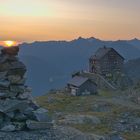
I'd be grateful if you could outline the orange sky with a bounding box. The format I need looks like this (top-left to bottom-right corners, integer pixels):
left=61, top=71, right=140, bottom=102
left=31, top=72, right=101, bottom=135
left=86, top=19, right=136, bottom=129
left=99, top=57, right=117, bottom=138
left=0, top=0, right=140, bottom=42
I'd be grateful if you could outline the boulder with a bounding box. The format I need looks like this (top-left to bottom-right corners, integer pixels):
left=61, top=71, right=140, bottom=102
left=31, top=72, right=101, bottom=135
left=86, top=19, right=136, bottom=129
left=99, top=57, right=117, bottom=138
left=0, top=113, right=4, bottom=124
left=13, top=122, right=26, bottom=131
left=23, top=107, right=34, bottom=115
left=25, top=86, right=32, bottom=93
left=18, top=92, right=31, bottom=100
left=8, top=68, right=26, bottom=77
left=0, top=72, right=7, bottom=80
left=0, top=80, right=10, bottom=88
left=8, top=75, right=25, bottom=84
left=28, top=98, right=39, bottom=110
left=0, top=62, right=11, bottom=72
left=0, top=54, right=8, bottom=63
left=0, top=99, right=29, bottom=113
left=10, top=85, right=25, bottom=93
left=9, top=61, right=26, bottom=70
left=1, top=46, right=19, bottom=56
left=6, top=112, right=15, bottom=118
left=0, top=91, right=18, bottom=98
left=33, top=108, right=50, bottom=122
left=26, top=120, right=53, bottom=130
left=14, top=112, right=27, bottom=121
left=1, top=124, right=15, bottom=132
left=0, top=92, right=8, bottom=98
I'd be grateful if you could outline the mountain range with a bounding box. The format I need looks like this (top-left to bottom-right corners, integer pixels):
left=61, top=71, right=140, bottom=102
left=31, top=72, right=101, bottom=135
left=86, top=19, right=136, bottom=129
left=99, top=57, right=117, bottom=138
left=1, top=37, right=140, bottom=96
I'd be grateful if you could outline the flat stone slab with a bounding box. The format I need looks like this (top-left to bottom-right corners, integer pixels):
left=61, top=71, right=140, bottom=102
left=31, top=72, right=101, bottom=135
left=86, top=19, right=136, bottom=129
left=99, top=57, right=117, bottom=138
left=0, top=80, right=10, bottom=88
left=1, top=125, right=16, bottom=132
left=1, top=46, right=19, bottom=56
left=0, top=72, right=7, bottom=79
left=9, top=85, right=25, bottom=93
left=0, top=99, right=29, bottom=113
left=0, top=91, right=18, bottom=98
left=8, top=75, right=25, bottom=84
left=9, top=61, right=26, bottom=70
left=26, top=120, right=53, bottom=130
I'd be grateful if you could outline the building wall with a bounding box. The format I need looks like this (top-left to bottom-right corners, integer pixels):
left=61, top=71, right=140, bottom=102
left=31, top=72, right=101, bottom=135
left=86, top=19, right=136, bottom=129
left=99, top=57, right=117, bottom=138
left=89, top=49, right=124, bottom=76
left=77, top=80, right=97, bottom=96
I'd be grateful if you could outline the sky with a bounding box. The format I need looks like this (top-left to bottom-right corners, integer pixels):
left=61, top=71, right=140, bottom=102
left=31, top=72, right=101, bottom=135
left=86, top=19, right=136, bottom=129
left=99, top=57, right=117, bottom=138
left=0, top=0, right=140, bottom=42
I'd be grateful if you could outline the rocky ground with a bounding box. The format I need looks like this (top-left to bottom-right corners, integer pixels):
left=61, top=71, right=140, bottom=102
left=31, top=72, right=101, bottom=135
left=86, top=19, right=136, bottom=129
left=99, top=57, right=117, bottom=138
left=0, top=126, right=106, bottom=140
left=36, top=88, right=140, bottom=140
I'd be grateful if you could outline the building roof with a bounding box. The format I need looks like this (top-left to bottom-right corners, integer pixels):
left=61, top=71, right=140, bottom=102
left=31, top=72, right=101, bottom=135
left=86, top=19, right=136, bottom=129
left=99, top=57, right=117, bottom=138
left=90, top=47, right=124, bottom=60
left=68, top=76, right=89, bottom=87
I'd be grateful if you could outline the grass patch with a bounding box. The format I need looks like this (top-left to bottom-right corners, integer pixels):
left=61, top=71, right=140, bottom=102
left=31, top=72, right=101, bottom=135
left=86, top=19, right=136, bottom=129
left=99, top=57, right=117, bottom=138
left=36, top=94, right=74, bottom=111
left=98, top=90, right=114, bottom=98
left=71, top=123, right=112, bottom=135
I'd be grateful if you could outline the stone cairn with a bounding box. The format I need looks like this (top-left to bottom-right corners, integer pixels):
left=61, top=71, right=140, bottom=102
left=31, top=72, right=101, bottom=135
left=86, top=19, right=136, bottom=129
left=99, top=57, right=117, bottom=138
left=0, top=46, right=52, bottom=132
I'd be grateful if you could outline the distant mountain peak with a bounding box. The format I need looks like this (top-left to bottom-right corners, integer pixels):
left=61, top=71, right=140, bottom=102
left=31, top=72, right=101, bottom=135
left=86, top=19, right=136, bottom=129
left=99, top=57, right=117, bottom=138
left=132, top=38, right=140, bottom=41
left=87, top=37, right=101, bottom=42
left=77, top=36, right=86, bottom=40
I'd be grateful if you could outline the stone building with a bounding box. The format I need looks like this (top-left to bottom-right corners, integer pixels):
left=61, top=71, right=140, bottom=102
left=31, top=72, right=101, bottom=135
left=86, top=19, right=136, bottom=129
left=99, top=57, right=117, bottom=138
left=89, top=46, right=124, bottom=76
left=67, top=76, right=97, bottom=96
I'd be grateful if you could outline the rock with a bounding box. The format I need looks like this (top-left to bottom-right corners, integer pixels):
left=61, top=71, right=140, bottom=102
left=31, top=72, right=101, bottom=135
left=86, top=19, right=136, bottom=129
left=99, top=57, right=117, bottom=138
left=0, top=113, right=4, bottom=124
left=108, top=133, right=125, bottom=140
left=0, top=91, right=18, bottom=98
left=18, top=92, right=31, bottom=100
left=86, top=133, right=105, bottom=140
left=0, top=72, right=7, bottom=79
left=0, top=54, right=18, bottom=63
left=10, top=85, right=25, bottom=93
left=23, top=107, right=34, bottom=115
left=28, top=98, right=40, bottom=110
left=0, top=62, right=11, bottom=72
left=6, top=112, right=15, bottom=118
left=33, top=108, right=50, bottom=122
left=1, top=124, right=16, bottom=132
left=0, top=80, right=10, bottom=88
left=1, top=46, right=19, bottom=56
left=0, top=99, right=29, bottom=113
left=7, top=56, right=19, bottom=62
left=26, top=120, right=53, bottom=130
left=8, top=75, right=25, bottom=84
left=0, top=92, right=8, bottom=98
left=13, top=122, right=26, bottom=131
left=0, top=55, right=8, bottom=63
left=17, top=87, right=32, bottom=100
left=25, top=87, right=32, bottom=92
left=14, top=112, right=27, bottom=121
left=7, top=60, right=26, bottom=76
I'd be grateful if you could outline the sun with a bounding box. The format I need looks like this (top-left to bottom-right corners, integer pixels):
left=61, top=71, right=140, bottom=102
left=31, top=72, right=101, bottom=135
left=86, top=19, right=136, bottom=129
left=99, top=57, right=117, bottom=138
left=4, top=40, right=16, bottom=47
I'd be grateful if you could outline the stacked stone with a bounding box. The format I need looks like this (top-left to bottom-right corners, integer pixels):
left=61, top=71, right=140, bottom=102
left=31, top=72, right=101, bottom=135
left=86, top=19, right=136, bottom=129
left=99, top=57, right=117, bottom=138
left=0, top=46, right=52, bottom=132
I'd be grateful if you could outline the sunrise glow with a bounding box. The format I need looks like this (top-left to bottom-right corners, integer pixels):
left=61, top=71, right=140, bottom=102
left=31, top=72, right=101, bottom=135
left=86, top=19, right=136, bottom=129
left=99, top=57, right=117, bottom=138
left=3, top=40, right=17, bottom=47
left=0, top=0, right=140, bottom=41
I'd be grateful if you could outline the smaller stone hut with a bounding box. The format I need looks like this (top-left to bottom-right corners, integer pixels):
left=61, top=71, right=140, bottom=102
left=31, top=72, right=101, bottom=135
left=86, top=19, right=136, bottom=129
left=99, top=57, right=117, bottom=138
left=67, top=76, right=97, bottom=96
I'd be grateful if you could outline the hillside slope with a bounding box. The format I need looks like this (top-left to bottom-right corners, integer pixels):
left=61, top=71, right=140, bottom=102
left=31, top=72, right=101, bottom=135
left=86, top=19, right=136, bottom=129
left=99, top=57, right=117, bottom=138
left=36, top=89, right=140, bottom=140
left=125, top=58, right=140, bottom=82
